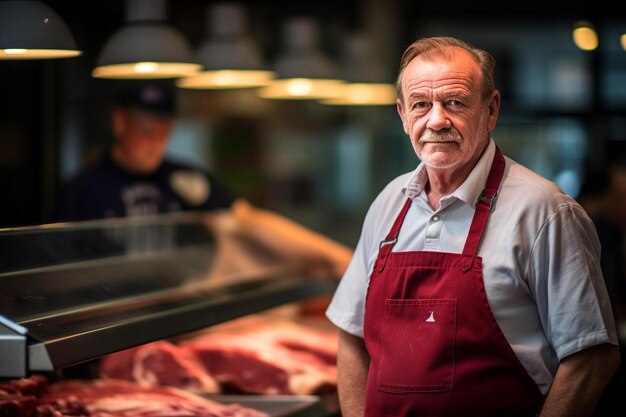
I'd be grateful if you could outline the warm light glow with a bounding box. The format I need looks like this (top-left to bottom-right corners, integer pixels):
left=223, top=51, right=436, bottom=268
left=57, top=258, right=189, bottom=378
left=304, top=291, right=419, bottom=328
left=621, top=34, right=626, bottom=51
left=321, top=83, right=397, bottom=106
left=134, top=62, right=159, bottom=73
left=177, top=70, right=276, bottom=89
left=258, top=78, right=344, bottom=100
left=92, top=62, right=201, bottom=79
left=573, top=23, right=599, bottom=51
left=286, top=78, right=314, bottom=96
left=4, top=49, right=27, bottom=54
left=0, top=49, right=81, bottom=59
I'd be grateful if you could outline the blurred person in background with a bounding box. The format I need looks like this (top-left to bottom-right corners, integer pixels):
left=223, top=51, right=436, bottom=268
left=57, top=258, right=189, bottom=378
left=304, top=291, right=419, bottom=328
left=326, top=36, right=619, bottom=417
left=57, top=81, right=352, bottom=280
left=578, top=159, right=626, bottom=323
left=577, top=152, right=626, bottom=417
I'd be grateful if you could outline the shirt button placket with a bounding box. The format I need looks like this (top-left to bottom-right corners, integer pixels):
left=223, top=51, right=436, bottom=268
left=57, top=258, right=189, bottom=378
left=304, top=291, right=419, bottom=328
left=425, top=213, right=443, bottom=243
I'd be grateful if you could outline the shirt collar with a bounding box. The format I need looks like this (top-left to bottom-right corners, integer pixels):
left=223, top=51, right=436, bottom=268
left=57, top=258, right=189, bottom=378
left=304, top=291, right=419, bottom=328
left=403, top=139, right=497, bottom=209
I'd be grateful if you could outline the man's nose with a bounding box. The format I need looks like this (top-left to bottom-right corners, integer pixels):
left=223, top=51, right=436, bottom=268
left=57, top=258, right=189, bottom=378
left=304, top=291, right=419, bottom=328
left=426, top=103, right=451, bottom=131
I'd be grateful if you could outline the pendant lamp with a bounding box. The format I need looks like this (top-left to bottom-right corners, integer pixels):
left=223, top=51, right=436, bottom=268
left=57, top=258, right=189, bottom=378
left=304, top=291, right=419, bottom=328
left=177, top=2, right=274, bottom=89
left=258, top=17, right=344, bottom=100
left=0, top=1, right=81, bottom=60
left=92, top=0, right=200, bottom=79
left=572, top=21, right=599, bottom=51
left=321, top=32, right=396, bottom=106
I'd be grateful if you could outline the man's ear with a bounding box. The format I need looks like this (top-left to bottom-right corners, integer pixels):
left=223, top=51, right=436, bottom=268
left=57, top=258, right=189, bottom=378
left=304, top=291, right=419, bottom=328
left=486, top=90, right=501, bottom=133
left=396, top=99, right=409, bottom=135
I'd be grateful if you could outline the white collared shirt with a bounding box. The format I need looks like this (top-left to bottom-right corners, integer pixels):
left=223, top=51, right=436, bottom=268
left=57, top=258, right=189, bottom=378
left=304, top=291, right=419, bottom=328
left=326, top=139, right=618, bottom=394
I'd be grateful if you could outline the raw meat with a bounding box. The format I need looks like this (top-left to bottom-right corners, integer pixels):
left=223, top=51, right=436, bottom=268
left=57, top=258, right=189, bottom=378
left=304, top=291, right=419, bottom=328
left=44, top=378, right=268, bottom=417
left=0, top=374, right=48, bottom=397
left=1, top=376, right=265, bottom=417
left=248, top=321, right=338, bottom=366
left=99, top=341, right=220, bottom=394
left=36, top=397, right=90, bottom=417
left=182, top=333, right=336, bottom=395
left=0, top=375, right=88, bottom=417
left=0, top=393, right=39, bottom=417
left=196, top=315, right=338, bottom=367
left=96, top=316, right=339, bottom=396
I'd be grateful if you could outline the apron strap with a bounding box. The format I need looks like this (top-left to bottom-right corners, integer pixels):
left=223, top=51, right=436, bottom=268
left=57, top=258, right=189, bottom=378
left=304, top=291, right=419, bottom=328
left=376, top=145, right=506, bottom=270
left=376, top=198, right=412, bottom=272
left=462, top=146, right=506, bottom=256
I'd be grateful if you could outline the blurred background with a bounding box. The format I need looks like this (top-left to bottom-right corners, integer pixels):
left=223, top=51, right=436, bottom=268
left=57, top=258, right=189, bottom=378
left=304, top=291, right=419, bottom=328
left=0, top=0, right=625, bottom=251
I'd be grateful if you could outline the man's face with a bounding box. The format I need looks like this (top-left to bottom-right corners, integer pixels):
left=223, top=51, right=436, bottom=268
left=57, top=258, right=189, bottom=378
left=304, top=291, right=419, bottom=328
left=396, top=47, right=500, bottom=173
left=113, top=107, right=174, bottom=174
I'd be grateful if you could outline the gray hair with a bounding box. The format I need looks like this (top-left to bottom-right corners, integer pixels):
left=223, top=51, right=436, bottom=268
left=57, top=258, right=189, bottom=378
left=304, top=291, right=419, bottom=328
left=396, top=36, right=496, bottom=103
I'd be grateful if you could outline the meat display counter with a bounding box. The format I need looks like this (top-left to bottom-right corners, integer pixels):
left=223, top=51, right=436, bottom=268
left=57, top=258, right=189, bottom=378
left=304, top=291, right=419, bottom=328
left=0, top=211, right=337, bottom=391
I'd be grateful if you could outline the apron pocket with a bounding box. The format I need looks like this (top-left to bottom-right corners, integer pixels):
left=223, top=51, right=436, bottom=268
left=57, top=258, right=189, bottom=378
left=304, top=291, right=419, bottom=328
left=377, top=298, right=457, bottom=392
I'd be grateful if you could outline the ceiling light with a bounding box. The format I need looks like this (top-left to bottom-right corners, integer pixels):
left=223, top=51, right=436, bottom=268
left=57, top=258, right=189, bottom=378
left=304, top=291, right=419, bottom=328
left=92, top=0, right=201, bottom=79
left=572, top=21, right=599, bottom=51
left=177, top=2, right=274, bottom=89
left=321, top=32, right=396, bottom=106
left=258, top=17, right=344, bottom=100
left=0, top=1, right=81, bottom=60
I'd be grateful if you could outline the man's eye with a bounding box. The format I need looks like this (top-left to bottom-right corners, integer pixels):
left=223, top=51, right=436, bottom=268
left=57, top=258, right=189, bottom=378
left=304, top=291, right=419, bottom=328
left=413, top=102, right=429, bottom=109
left=448, top=100, right=462, bottom=106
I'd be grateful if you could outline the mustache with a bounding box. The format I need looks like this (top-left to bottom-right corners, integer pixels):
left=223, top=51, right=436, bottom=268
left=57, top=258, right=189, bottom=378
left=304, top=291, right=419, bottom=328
left=419, top=129, right=461, bottom=144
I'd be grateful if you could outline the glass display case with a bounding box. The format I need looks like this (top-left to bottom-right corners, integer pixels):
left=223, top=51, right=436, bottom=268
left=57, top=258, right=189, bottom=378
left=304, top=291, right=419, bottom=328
left=0, top=212, right=335, bottom=379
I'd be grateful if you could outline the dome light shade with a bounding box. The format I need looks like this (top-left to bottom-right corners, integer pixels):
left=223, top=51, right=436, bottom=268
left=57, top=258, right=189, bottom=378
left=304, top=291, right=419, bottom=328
left=177, top=3, right=275, bottom=89
left=92, top=0, right=200, bottom=79
left=0, top=1, right=81, bottom=60
left=258, top=18, right=344, bottom=100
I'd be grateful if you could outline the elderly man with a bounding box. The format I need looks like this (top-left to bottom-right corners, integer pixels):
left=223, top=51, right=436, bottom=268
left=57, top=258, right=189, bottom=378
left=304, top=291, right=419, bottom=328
left=326, top=36, right=619, bottom=416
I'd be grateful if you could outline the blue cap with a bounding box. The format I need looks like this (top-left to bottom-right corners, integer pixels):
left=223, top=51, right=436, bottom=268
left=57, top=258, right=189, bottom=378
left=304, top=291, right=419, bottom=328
left=115, top=82, right=175, bottom=116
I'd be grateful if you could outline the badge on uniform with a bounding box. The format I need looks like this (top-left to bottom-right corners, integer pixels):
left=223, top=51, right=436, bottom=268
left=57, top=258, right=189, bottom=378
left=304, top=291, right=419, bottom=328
left=169, top=170, right=211, bottom=206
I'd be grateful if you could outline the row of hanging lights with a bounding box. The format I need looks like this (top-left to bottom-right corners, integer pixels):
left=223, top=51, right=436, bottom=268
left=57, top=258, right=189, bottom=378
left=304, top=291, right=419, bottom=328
left=0, top=0, right=396, bottom=106
left=571, top=20, right=626, bottom=51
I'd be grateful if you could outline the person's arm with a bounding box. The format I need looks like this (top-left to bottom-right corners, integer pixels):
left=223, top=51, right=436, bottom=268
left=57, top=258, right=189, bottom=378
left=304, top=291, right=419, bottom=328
left=539, top=343, right=620, bottom=417
left=223, top=199, right=354, bottom=279
left=337, top=329, right=369, bottom=417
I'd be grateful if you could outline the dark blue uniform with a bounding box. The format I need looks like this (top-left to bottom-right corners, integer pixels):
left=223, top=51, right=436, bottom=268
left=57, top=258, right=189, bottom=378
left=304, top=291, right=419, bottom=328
left=58, top=153, right=236, bottom=221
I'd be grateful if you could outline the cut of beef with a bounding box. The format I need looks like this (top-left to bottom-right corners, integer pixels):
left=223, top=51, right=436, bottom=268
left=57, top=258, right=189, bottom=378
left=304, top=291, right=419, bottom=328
left=0, top=375, right=89, bottom=417
left=99, top=341, right=220, bottom=393
left=97, top=346, right=138, bottom=381
left=0, top=375, right=48, bottom=397
left=44, top=379, right=268, bottom=417
left=248, top=321, right=338, bottom=366
left=96, top=315, right=339, bottom=396
left=0, top=393, right=38, bottom=417
left=1, top=376, right=266, bottom=417
left=181, top=333, right=336, bottom=395
left=36, top=398, right=90, bottom=417
left=196, top=315, right=338, bottom=367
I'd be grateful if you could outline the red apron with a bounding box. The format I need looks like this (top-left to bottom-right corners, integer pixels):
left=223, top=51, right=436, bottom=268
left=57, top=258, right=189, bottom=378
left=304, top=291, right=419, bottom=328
left=363, top=148, right=543, bottom=416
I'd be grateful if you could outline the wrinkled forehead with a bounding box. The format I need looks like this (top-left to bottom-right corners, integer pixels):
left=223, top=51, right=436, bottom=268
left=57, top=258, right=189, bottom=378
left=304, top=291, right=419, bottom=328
left=401, top=47, right=481, bottom=95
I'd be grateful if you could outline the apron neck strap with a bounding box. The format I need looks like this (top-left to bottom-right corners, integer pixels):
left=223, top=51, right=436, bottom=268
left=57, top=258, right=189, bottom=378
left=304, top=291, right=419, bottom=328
left=462, top=146, right=506, bottom=256
left=378, top=145, right=505, bottom=261
left=379, top=198, right=412, bottom=259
